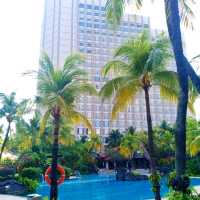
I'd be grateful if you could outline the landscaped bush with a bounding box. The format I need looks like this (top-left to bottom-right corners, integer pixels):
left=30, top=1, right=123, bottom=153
left=20, top=167, right=42, bottom=180
left=16, top=152, right=47, bottom=172
left=0, top=158, right=16, bottom=168
left=63, top=167, right=72, bottom=178
left=78, top=163, right=98, bottom=174
left=186, top=158, right=200, bottom=176
left=17, top=176, right=39, bottom=193
left=167, top=190, right=200, bottom=200
left=60, top=144, right=98, bottom=175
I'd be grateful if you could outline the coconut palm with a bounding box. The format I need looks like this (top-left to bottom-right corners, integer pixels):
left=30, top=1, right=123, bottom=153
left=37, top=53, right=96, bottom=200
left=12, top=112, right=41, bottom=152
left=85, top=134, right=102, bottom=153
left=100, top=32, right=192, bottom=200
left=106, top=129, right=123, bottom=148
left=0, top=92, right=30, bottom=160
left=105, top=0, right=200, bottom=189
left=120, top=132, right=147, bottom=169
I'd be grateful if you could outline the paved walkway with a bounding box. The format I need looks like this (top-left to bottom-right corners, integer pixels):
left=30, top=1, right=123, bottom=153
left=0, top=195, right=26, bottom=200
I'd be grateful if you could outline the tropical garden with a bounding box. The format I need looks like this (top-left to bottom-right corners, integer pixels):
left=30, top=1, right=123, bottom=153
left=0, top=0, right=200, bottom=200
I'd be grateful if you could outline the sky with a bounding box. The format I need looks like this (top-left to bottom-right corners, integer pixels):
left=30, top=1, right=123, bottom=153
left=0, top=0, right=44, bottom=99
left=0, top=0, right=199, bottom=117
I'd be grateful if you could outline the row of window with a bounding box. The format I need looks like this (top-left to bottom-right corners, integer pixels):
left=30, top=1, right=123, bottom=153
left=79, top=21, right=144, bottom=31
left=79, top=10, right=106, bottom=17
left=79, top=3, right=105, bottom=11
left=93, top=120, right=109, bottom=127
left=79, top=47, right=111, bottom=55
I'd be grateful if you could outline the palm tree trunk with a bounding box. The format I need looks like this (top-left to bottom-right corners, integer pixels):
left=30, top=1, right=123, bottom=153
left=50, top=107, right=60, bottom=200
left=164, top=0, right=189, bottom=177
left=0, top=121, right=11, bottom=161
left=164, top=0, right=200, bottom=93
left=144, top=87, right=161, bottom=200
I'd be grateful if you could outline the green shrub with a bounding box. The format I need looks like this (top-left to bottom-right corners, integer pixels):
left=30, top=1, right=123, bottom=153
left=63, top=167, right=72, bottom=178
left=17, top=152, right=47, bottom=172
left=20, top=167, right=42, bottom=180
left=167, top=190, right=200, bottom=200
left=186, top=158, right=200, bottom=176
left=78, top=163, right=97, bottom=174
left=18, top=177, right=39, bottom=193
left=0, top=158, right=16, bottom=168
left=167, top=171, right=177, bottom=189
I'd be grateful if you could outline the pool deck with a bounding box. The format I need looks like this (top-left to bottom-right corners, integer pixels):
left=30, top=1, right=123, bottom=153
left=1, top=186, right=200, bottom=200
left=0, top=195, right=26, bottom=200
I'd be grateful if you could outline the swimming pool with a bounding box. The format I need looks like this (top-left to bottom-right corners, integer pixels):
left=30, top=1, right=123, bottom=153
left=37, top=174, right=200, bottom=200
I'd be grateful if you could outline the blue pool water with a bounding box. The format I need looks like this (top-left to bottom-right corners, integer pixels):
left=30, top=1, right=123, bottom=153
left=37, top=174, right=200, bottom=200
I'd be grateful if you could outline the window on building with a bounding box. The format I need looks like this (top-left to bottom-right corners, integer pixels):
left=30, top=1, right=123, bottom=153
left=95, top=120, right=100, bottom=127
left=79, top=3, right=84, bottom=8
left=94, top=24, right=99, bottom=28
left=87, top=23, right=92, bottom=27
left=79, top=22, right=85, bottom=26
left=87, top=4, right=92, bottom=9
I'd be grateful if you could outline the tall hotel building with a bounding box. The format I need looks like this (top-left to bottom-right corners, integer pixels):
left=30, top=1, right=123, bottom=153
left=41, top=0, right=177, bottom=142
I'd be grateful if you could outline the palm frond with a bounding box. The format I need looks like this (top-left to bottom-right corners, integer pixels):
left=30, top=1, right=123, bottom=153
left=154, top=71, right=178, bottom=103
left=63, top=53, right=85, bottom=70
left=179, top=0, right=195, bottom=29
left=62, top=82, right=97, bottom=97
left=70, top=111, right=94, bottom=133
left=190, top=135, right=200, bottom=156
left=99, top=76, right=130, bottom=101
left=105, top=0, right=144, bottom=26
left=159, top=84, right=179, bottom=103
left=57, top=96, right=93, bottom=133
left=190, top=54, right=200, bottom=63
left=57, top=95, right=74, bottom=117
left=39, top=52, right=54, bottom=74
left=114, top=32, right=151, bottom=76
left=153, top=70, right=179, bottom=88
left=111, top=80, right=140, bottom=120
left=102, top=60, right=129, bottom=76
left=188, top=80, right=199, bottom=114
left=0, top=93, right=6, bottom=99
left=153, top=70, right=179, bottom=103
left=145, top=35, right=172, bottom=73
left=39, top=109, right=51, bottom=135
left=106, top=0, right=125, bottom=25
left=16, top=99, right=32, bottom=116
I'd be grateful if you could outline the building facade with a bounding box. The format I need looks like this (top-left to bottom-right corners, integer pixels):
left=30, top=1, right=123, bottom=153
left=41, top=0, right=177, bottom=142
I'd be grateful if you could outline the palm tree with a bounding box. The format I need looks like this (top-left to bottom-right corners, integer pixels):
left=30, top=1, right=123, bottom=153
left=36, top=53, right=96, bottom=200
left=85, top=134, right=102, bottom=153
left=13, top=112, right=41, bottom=152
left=0, top=92, right=29, bottom=160
left=120, top=132, right=146, bottom=170
left=105, top=0, right=200, bottom=188
left=99, top=32, right=193, bottom=200
left=106, top=129, right=123, bottom=148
